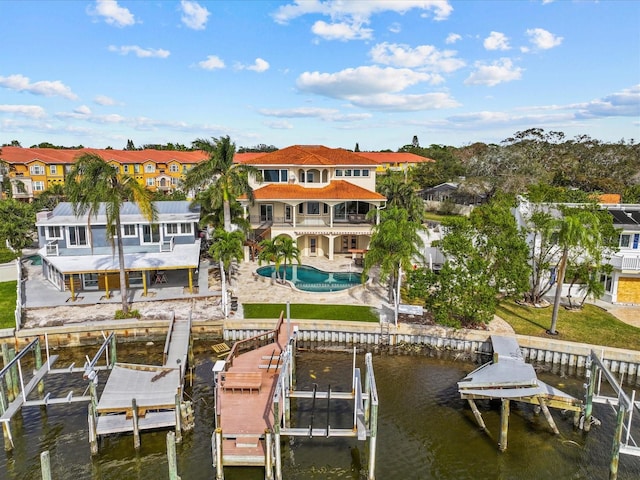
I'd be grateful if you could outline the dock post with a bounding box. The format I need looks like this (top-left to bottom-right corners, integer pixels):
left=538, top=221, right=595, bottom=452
left=274, top=428, right=282, bottom=480
left=2, top=421, right=13, bottom=451
left=1, top=344, right=14, bottom=402
left=132, top=398, right=140, bottom=450
left=584, top=355, right=597, bottom=432
left=166, top=431, right=181, bottom=480
left=109, top=334, right=117, bottom=367
left=40, top=450, right=52, bottom=480
left=175, top=393, right=182, bottom=443
left=367, top=401, right=378, bottom=480
left=88, top=403, right=98, bottom=455
left=265, top=429, right=274, bottom=480
left=35, top=338, right=44, bottom=396
left=538, top=398, right=559, bottom=435
left=215, top=428, right=224, bottom=480
left=467, top=399, right=486, bottom=430
left=609, top=395, right=626, bottom=480
left=10, top=348, right=19, bottom=400
left=498, top=399, right=510, bottom=452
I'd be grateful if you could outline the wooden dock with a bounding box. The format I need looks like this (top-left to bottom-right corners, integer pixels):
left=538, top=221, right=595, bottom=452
left=92, top=314, right=192, bottom=448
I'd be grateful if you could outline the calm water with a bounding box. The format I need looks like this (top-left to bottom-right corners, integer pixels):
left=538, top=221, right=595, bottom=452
left=2, top=342, right=640, bottom=479
left=256, top=265, right=363, bottom=292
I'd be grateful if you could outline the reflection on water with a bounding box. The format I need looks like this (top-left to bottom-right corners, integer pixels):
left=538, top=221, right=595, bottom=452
left=1, top=343, right=640, bottom=479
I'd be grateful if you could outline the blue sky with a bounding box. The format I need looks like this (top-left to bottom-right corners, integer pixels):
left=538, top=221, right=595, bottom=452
left=0, top=0, right=638, bottom=151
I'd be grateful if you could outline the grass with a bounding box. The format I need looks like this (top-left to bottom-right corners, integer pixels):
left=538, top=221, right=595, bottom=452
left=243, top=303, right=379, bottom=323
left=423, top=211, right=460, bottom=223
left=0, top=281, right=17, bottom=329
left=0, top=248, right=18, bottom=264
left=496, top=300, right=640, bottom=351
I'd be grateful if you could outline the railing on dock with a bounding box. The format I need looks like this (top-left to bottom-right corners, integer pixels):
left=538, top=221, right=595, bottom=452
left=225, top=312, right=284, bottom=369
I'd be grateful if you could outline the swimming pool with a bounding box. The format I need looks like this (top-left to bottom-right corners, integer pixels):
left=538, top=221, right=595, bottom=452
left=256, top=264, right=364, bottom=292
left=25, top=254, right=42, bottom=266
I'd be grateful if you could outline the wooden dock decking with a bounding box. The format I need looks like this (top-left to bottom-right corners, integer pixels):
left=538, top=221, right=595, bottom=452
left=215, top=318, right=289, bottom=466
left=94, top=315, right=192, bottom=438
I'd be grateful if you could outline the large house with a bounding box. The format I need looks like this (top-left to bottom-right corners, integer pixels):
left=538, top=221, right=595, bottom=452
left=513, top=198, right=640, bottom=306
left=236, top=145, right=387, bottom=260
left=35, top=201, right=201, bottom=295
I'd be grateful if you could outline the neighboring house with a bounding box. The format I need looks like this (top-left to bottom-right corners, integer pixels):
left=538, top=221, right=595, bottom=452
left=513, top=198, right=640, bottom=306
left=421, top=182, right=486, bottom=206
left=353, top=151, right=432, bottom=173
left=34, top=201, right=201, bottom=294
left=1, top=147, right=207, bottom=200
left=235, top=145, right=387, bottom=260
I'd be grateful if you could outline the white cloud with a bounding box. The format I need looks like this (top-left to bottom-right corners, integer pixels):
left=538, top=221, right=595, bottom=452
left=311, top=20, right=373, bottom=41
left=264, top=120, right=293, bottom=129
left=108, top=45, right=170, bottom=58
left=88, top=0, right=135, bottom=27
left=259, top=107, right=372, bottom=121
left=389, top=22, right=401, bottom=34
left=445, top=33, right=461, bottom=44
left=273, top=1, right=453, bottom=24
left=464, top=58, right=523, bottom=87
left=0, top=74, right=78, bottom=100
left=94, top=95, right=117, bottom=106
left=346, top=92, right=460, bottom=111
left=236, top=58, right=270, bottom=72
left=369, top=42, right=465, bottom=73
left=526, top=28, right=563, bottom=50
left=0, top=105, right=46, bottom=118
left=297, top=66, right=438, bottom=99
left=74, top=105, right=92, bottom=115
left=197, top=55, right=226, bottom=70
left=576, top=84, right=640, bottom=118
left=484, top=31, right=510, bottom=51
left=180, top=0, right=210, bottom=30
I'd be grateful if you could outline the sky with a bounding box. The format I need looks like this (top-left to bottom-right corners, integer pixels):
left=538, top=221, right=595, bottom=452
left=0, top=0, right=639, bottom=151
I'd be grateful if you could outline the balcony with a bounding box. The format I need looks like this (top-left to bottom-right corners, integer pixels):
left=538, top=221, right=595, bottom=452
left=609, top=253, right=640, bottom=272
left=45, top=241, right=59, bottom=256
left=249, top=214, right=373, bottom=228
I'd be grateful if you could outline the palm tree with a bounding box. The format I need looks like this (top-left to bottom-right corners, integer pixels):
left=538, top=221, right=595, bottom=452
left=376, top=171, right=424, bottom=223
left=257, top=237, right=282, bottom=282
left=195, top=185, right=250, bottom=236
left=33, top=183, right=67, bottom=211
left=363, top=206, right=424, bottom=303
left=183, top=136, right=260, bottom=232
left=208, top=228, right=244, bottom=284
left=275, top=236, right=301, bottom=284
left=65, top=153, right=157, bottom=315
left=548, top=210, right=601, bottom=335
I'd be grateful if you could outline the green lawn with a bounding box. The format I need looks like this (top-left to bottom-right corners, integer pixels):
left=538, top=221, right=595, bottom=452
left=0, top=248, right=18, bottom=263
left=243, top=303, right=379, bottom=323
left=0, top=281, right=17, bottom=329
left=496, top=300, right=640, bottom=351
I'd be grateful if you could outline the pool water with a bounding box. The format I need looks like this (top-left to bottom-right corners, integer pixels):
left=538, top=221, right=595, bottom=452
left=26, top=254, right=42, bottom=266
left=256, top=264, right=364, bottom=292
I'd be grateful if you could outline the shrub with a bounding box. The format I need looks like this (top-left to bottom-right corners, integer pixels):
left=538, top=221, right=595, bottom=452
left=115, top=309, right=141, bottom=319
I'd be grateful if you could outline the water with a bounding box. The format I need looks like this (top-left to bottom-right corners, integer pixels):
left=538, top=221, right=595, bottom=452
left=25, top=255, right=42, bottom=266
left=2, top=343, right=640, bottom=479
left=256, top=265, right=363, bottom=292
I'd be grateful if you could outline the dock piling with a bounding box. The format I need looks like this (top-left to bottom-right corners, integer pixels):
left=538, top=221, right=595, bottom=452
left=175, top=393, right=182, bottom=443
left=467, top=399, right=486, bottom=430
left=88, top=403, right=98, bottom=455
left=538, top=398, right=559, bottom=435
left=132, top=398, right=140, bottom=450
left=40, top=450, right=52, bottom=480
left=265, top=430, right=274, bottom=480
left=499, top=399, right=509, bottom=452
left=214, top=428, right=224, bottom=480
left=166, top=431, right=181, bottom=480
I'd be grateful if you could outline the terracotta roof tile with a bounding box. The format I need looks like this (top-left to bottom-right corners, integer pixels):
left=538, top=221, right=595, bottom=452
left=234, top=145, right=378, bottom=166
left=355, top=151, right=433, bottom=164
left=241, top=180, right=386, bottom=201
left=597, top=193, right=622, bottom=204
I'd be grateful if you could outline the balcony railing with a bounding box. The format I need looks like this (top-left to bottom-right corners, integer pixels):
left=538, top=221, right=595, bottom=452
left=609, top=253, right=640, bottom=271
left=248, top=214, right=373, bottom=227
left=160, top=236, right=174, bottom=252
left=45, top=241, right=59, bottom=256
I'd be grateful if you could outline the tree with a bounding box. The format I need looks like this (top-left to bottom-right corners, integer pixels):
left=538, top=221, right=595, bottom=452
left=124, top=139, right=136, bottom=150
left=258, top=237, right=282, bottom=281
left=183, top=136, right=260, bottom=232
left=354, top=142, right=360, bottom=152
left=0, top=199, right=35, bottom=251
left=256, top=235, right=300, bottom=284
left=194, top=185, right=249, bottom=236
left=412, top=201, right=530, bottom=328
left=412, top=135, right=420, bottom=148
left=547, top=206, right=615, bottom=334
left=363, top=206, right=424, bottom=303
left=208, top=228, right=244, bottom=283
left=32, top=183, right=67, bottom=211
left=65, top=153, right=157, bottom=314
left=376, top=171, right=424, bottom=223
left=276, top=235, right=301, bottom=276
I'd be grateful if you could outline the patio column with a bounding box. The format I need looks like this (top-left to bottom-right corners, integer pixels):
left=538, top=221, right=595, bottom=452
left=104, top=274, right=110, bottom=299
left=142, top=271, right=148, bottom=296
left=293, top=207, right=297, bottom=228
left=69, top=274, right=76, bottom=301
left=328, top=235, right=335, bottom=260
left=330, top=205, right=334, bottom=228
left=188, top=268, right=193, bottom=294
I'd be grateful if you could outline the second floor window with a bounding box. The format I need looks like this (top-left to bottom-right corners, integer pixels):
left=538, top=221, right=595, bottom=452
left=261, top=169, right=288, bottom=182
left=68, top=226, right=88, bottom=247
left=30, top=165, right=45, bottom=175
left=50, top=165, right=57, bottom=175
left=134, top=164, right=141, bottom=173
left=33, top=181, right=45, bottom=191
left=46, top=226, right=62, bottom=239
left=169, top=164, right=179, bottom=172
left=145, top=164, right=156, bottom=173
left=123, top=165, right=129, bottom=173
left=146, top=178, right=155, bottom=186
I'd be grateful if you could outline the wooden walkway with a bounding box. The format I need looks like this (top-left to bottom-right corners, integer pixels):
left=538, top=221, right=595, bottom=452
left=95, top=315, right=191, bottom=437
left=216, top=318, right=289, bottom=466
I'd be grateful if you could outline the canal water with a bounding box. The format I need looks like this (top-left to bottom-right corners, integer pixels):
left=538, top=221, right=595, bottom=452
left=1, top=341, right=640, bottom=479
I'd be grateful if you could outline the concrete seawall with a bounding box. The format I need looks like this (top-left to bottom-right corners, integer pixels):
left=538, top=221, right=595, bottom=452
left=3, top=318, right=639, bottom=385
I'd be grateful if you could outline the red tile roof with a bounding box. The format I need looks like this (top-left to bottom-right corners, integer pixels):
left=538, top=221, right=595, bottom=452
left=234, top=145, right=378, bottom=167
left=240, top=180, right=386, bottom=201
left=354, top=151, right=433, bottom=164
left=597, top=193, right=622, bottom=204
